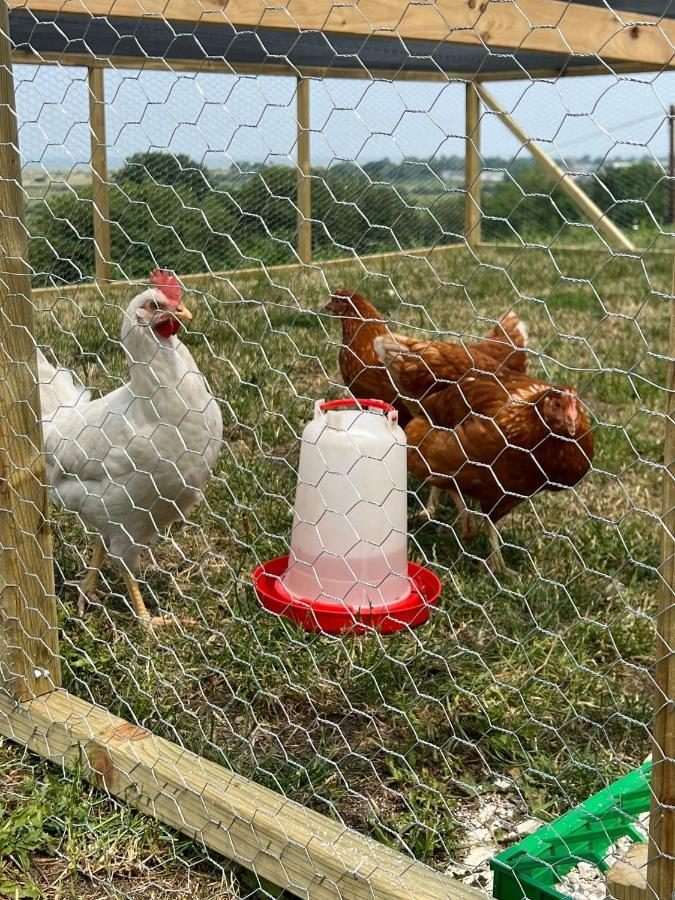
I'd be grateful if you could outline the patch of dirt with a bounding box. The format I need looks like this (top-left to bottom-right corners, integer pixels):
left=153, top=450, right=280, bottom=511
left=446, top=778, right=650, bottom=900
left=444, top=779, right=539, bottom=893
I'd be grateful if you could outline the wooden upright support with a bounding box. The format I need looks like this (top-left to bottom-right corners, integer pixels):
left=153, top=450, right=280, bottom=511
left=464, top=82, right=481, bottom=249
left=88, top=65, right=111, bottom=282
left=607, top=843, right=648, bottom=900
left=646, top=256, right=675, bottom=900
left=668, top=105, right=675, bottom=227
left=296, top=76, right=312, bottom=265
left=477, top=85, right=636, bottom=254
left=0, top=0, right=61, bottom=699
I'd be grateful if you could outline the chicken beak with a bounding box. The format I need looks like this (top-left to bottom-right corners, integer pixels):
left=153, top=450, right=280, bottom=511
left=563, top=399, right=579, bottom=436
left=174, top=304, right=193, bottom=322
left=322, top=300, right=334, bottom=313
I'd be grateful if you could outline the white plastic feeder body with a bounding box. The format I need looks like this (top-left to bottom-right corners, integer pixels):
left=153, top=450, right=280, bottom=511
left=282, top=400, right=410, bottom=609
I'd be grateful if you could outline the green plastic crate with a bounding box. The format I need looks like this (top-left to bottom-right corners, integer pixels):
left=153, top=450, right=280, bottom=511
left=490, top=762, right=651, bottom=900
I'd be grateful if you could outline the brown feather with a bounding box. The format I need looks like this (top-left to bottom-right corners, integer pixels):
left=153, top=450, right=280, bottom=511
left=406, top=376, right=594, bottom=523
left=327, top=291, right=530, bottom=430
left=326, top=291, right=412, bottom=426
left=471, top=311, right=529, bottom=374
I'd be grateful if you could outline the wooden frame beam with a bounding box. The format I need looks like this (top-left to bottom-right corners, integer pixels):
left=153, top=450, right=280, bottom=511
left=464, top=83, right=481, bottom=249
left=0, top=688, right=484, bottom=900
left=12, top=49, right=468, bottom=81
left=476, top=84, right=636, bottom=254
left=0, top=0, right=61, bottom=701
left=646, top=255, right=675, bottom=900
left=7, top=0, right=675, bottom=70
left=10, top=50, right=671, bottom=83
left=296, top=75, right=312, bottom=265
left=26, top=242, right=466, bottom=301
left=88, top=65, right=111, bottom=282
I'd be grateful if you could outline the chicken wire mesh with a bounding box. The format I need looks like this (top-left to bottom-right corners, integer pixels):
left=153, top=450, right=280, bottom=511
left=1, top=9, right=675, bottom=899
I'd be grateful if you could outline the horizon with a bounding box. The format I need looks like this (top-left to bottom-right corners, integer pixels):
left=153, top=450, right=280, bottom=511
left=19, top=151, right=668, bottom=175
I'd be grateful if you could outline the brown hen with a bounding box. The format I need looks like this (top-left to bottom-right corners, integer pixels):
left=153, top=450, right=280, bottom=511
left=376, top=333, right=594, bottom=571
left=325, top=290, right=529, bottom=430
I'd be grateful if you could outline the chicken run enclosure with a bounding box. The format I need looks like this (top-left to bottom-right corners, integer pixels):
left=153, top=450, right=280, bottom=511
left=3, top=1, right=675, bottom=898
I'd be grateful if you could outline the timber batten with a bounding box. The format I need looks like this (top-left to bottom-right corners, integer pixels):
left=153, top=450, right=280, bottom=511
left=0, top=689, right=486, bottom=900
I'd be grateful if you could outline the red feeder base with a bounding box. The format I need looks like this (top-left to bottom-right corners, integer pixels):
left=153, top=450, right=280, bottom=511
left=252, top=555, right=442, bottom=635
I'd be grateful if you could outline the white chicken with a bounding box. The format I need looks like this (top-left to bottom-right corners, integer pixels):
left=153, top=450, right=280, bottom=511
left=38, top=270, right=223, bottom=628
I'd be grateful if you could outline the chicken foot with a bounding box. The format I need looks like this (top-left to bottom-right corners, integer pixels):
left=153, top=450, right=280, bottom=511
left=121, top=569, right=198, bottom=632
left=77, top=536, right=107, bottom=616
left=78, top=536, right=194, bottom=630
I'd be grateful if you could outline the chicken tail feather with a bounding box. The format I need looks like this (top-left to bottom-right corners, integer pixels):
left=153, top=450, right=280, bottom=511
left=495, top=311, right=528, bottom=350
left=474, top=311, right=529, bottom=373
left=373, top=333, right=418, bottom=368
left=37, top=348, right=91, bottom=422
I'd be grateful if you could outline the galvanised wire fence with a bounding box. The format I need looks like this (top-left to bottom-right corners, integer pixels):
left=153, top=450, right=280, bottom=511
left=1, top=6, right=674, bottom=898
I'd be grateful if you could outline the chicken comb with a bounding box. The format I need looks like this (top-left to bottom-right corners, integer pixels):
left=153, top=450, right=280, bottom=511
left=150, top=269, right=182, bottom=305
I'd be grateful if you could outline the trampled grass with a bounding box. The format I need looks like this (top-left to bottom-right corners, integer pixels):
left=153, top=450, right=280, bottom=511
left=4, top=243, right=670, bottom=896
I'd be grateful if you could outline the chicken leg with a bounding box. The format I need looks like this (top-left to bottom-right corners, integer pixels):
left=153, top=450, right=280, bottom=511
left=425, top=489, right=506, bottom=573
left=425, top=486, right=478, bottom=542
left=121, top=570, right=172, bottom=630
left=78, top=536, right=107, bottom=616
left=121, top=569, right=197, bottom=631
left=450, top=490, right=478, bottom=542
left=486, top=519, right=506, bottom=574
left=424, top=486, right=444, bottom=519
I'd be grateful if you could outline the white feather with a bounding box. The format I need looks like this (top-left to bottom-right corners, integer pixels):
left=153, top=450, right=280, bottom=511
left=37, top=348, right=91, bottom=421
left=515, top=319, right=528, bottom=345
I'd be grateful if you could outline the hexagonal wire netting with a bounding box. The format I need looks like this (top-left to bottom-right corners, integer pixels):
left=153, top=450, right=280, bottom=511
left=0, top=5, right=673, bottom=899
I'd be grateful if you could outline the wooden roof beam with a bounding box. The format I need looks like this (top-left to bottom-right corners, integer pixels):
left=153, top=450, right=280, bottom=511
left=7, top=0, right=675, bottom=70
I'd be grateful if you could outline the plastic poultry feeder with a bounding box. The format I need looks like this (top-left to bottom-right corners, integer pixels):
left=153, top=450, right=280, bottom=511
left=253, top=398, right=441, bottom=634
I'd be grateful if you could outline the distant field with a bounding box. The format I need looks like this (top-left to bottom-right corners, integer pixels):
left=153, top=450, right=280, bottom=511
left=23, top=167, right=92, bottom=198
left=2, top=243, right=669, bottom=897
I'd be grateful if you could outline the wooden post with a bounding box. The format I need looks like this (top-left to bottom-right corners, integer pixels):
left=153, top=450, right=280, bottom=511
left=646, top=255, right=675, bottom=900
left=477, top=85, right=636, bottom=254
left=607, top=843, right=648, bottom=900
left=464, top=82, right=481, bottom=248
left=88, top=65, right=111, bottom=282
left=0, top=0, right=61, bottom=699
left=669, top=105, right=675, bottom=227
left=296, top=76, right=311, bottom=265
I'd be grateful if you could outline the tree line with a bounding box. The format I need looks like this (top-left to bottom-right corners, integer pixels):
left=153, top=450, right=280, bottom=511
left=26, top=152, right=668, bottom=284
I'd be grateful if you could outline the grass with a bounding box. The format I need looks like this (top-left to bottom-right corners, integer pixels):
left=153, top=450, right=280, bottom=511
left=5, top=242, right=670, bottom=895
left=0, top=740, right=245, bottom=898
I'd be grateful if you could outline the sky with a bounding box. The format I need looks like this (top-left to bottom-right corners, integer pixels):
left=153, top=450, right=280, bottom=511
left=12, top=62, right=675, bottom=173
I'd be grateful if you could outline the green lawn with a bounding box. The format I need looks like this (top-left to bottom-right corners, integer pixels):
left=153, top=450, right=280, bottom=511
left=3, top=243, right=669, bottom=897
